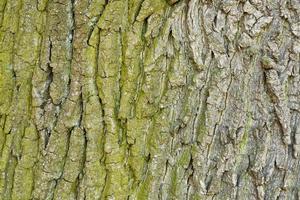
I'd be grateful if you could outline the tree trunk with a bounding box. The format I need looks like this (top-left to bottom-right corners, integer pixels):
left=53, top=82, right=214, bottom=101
left=0, top=0, right=300, bottom=199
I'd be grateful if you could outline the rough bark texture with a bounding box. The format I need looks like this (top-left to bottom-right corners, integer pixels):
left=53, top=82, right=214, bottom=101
left=0, top=0, right=300, bottom=199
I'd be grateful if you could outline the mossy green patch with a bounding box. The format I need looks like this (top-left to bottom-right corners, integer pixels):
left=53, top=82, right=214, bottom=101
left=97, top=1, right=126, bottom=31
left=239, top=115, right=252, bottom=153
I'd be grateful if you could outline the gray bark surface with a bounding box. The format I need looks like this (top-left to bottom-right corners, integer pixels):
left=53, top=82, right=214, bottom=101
left=0, top=0, right=300, bottom=199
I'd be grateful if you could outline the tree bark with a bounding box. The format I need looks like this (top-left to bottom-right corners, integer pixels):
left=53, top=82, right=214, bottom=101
left=0, top=0, right=300, bottom=199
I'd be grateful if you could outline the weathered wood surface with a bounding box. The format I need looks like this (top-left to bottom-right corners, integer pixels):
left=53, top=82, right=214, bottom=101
left=0, top=0, right=300, bottom=199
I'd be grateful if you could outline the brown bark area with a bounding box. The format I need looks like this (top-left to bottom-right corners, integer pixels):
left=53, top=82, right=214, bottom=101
left=0, top=0, right=300, bottom=199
